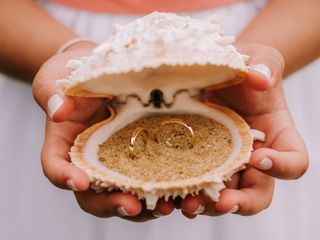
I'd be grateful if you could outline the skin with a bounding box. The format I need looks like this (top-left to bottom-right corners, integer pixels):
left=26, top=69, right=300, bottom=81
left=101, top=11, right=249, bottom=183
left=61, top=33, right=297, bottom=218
left=1, top=0, right=317, bottom=220
left=181, top=44, right=308, bottom=217
left=35, top=46, right=176, bottom=220
left=1, top=0, right=319, bottom=78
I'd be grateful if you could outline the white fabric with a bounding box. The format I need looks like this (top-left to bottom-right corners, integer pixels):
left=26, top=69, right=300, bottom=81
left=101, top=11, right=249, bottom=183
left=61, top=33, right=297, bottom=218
left=1, top=1, right=319, bottom=239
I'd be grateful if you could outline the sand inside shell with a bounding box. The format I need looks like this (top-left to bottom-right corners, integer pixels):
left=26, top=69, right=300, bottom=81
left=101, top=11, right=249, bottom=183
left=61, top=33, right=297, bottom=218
left=98, top=115, right=233, bottom=182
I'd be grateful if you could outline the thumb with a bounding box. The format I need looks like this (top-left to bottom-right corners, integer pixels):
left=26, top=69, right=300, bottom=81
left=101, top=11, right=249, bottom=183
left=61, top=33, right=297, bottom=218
left=46, top=94, right=74, bottom=121
left=32, top=45, right=97, bottom=122
left=32, top=54, right=77, bottom=122
left=236, top=43, right=285, bottom=91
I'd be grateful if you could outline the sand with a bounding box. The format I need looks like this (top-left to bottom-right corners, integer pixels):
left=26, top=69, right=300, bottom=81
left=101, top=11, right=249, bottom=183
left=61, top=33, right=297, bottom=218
left=98, top=115, right=232, bottom=182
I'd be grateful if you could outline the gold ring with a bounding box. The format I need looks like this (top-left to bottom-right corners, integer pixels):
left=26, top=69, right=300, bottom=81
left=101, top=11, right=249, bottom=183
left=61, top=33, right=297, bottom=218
left=155, top=118, right=195, bottom=149
left=129, top=127, right=149, bottom=159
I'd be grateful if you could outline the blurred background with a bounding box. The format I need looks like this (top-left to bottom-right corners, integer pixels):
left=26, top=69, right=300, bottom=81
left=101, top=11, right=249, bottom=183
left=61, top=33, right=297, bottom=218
left=0, top=1, right=319, bottom=239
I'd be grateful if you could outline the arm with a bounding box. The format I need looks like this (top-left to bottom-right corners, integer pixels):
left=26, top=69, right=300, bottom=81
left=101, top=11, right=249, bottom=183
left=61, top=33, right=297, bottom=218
left=237, top=0, right=320, bottom=77
left=0, top=0, right=78, bottom=79
left=0, top=0, right=174, bottom=220
left=181, top=0, right=314, bottom=217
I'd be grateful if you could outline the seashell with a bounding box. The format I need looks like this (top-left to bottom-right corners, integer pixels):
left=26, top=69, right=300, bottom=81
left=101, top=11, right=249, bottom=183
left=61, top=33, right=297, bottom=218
left=57, top=12, right=265, bottom=210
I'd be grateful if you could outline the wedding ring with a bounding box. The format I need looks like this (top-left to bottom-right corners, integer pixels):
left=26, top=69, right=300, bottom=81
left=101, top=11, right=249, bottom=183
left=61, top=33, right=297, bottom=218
left=129, top=127, right=149, bottom=159
left=155, top=118, right=195, bottom=148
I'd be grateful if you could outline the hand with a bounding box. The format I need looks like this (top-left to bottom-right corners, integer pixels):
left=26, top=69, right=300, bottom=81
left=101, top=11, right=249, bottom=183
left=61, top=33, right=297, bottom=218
left=180, top=43, right=309, bottom=218
left=33, top=44, right=174, bottom=221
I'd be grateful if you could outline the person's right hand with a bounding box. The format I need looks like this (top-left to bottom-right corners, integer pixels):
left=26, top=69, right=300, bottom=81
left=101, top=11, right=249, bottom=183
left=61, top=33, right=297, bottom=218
left=32, top=44, right=174, bottom=221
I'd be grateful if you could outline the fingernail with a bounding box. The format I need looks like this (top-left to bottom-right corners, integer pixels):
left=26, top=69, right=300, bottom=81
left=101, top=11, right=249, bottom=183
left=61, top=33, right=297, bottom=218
left=229, top=205, right=239, bottom=214
left=152, top=211, right=164, bottom=218
left=66, top=179, right=79, bottom=191
left=250, top=64, right=272, bottom=82
left=192, top=205, right=205, bottom=215
left=257, top=157, right=273, bottom=170
left=48, top=94, right=64, bottom=119
left=116, top=206, right=130, bottom=216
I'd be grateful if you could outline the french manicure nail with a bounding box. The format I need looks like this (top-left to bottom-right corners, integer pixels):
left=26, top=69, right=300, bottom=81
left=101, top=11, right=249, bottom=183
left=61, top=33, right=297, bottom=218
left=152, top=211, right=163, bottom=218
left=257, top=157, right=273, bottom=170
left=66, top=179, right=78, bottom=191
left=230, top=205, right=239, bottom=214
left=116, top=206, right=130, bottom=216
left=250, top=64, right=272, bottom=82
left=192, top=205, right=205, bottom=215
left=48, top=94, right=64, bottom=119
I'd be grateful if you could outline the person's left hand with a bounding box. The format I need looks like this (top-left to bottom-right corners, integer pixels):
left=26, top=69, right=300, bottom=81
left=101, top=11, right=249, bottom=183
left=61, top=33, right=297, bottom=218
left=179, top=43, right=308, bottom=218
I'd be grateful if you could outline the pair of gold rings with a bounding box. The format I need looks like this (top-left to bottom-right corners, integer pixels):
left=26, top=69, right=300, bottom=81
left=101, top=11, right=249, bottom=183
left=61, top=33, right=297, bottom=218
left=129, top=118, right=195, bottom=159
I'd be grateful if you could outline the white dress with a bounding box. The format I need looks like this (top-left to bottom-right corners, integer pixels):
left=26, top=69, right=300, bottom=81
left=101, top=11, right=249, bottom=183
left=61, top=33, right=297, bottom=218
left=1, top=1, right=319, bottom=239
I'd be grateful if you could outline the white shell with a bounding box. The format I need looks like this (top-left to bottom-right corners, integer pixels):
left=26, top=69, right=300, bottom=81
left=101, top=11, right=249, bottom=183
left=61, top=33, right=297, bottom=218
left=57, top=12, right=248, bottom=104
left=57, top=12, right=265, bottom=210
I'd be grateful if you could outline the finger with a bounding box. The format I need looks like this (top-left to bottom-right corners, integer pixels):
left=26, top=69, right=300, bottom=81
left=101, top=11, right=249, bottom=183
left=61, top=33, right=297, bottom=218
left=119, top=199, right=175, bottom=222
left=176, top=195, right=217, bottom=218
left=249, top=147, right=308, bottom=180
left=224, top=172, right=240, bottom=189
left=181, top=211, right=197, bottom=219
left=120, top=210, right=156, bottom=222
left=236, top=44, right=284, bottom=91
left=180, top=173, right=239, bottom=216
left=215, top=168, right=274, bottom=216
left=180, top=193, right=224, bottom=217
left=181, top=193, right=226, bottom=217
left=153, top=198, right=175, bottom=217
left=41, top=121, right=90, bottom=190
left=248, top=105, right=308, bottom=179
left=181, top=195, right=206, bottom=215
left=34, top=69, right=105, bottom=122
left=32, top=49, right=95, bottom=122
left=75, top=190, right=142, bottom=218
left=32, top=56, right=75, bottom=121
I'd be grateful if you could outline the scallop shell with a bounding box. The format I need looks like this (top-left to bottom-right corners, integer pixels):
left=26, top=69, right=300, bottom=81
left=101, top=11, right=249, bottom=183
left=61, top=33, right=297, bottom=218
left=56, top=12, right=248, bottom=104
left=57, top=12, right=265, bottom=210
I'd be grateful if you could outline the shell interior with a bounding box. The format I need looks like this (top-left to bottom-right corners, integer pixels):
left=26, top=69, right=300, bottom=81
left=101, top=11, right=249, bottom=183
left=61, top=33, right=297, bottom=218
left=71, top=92, right=254, bottom=209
